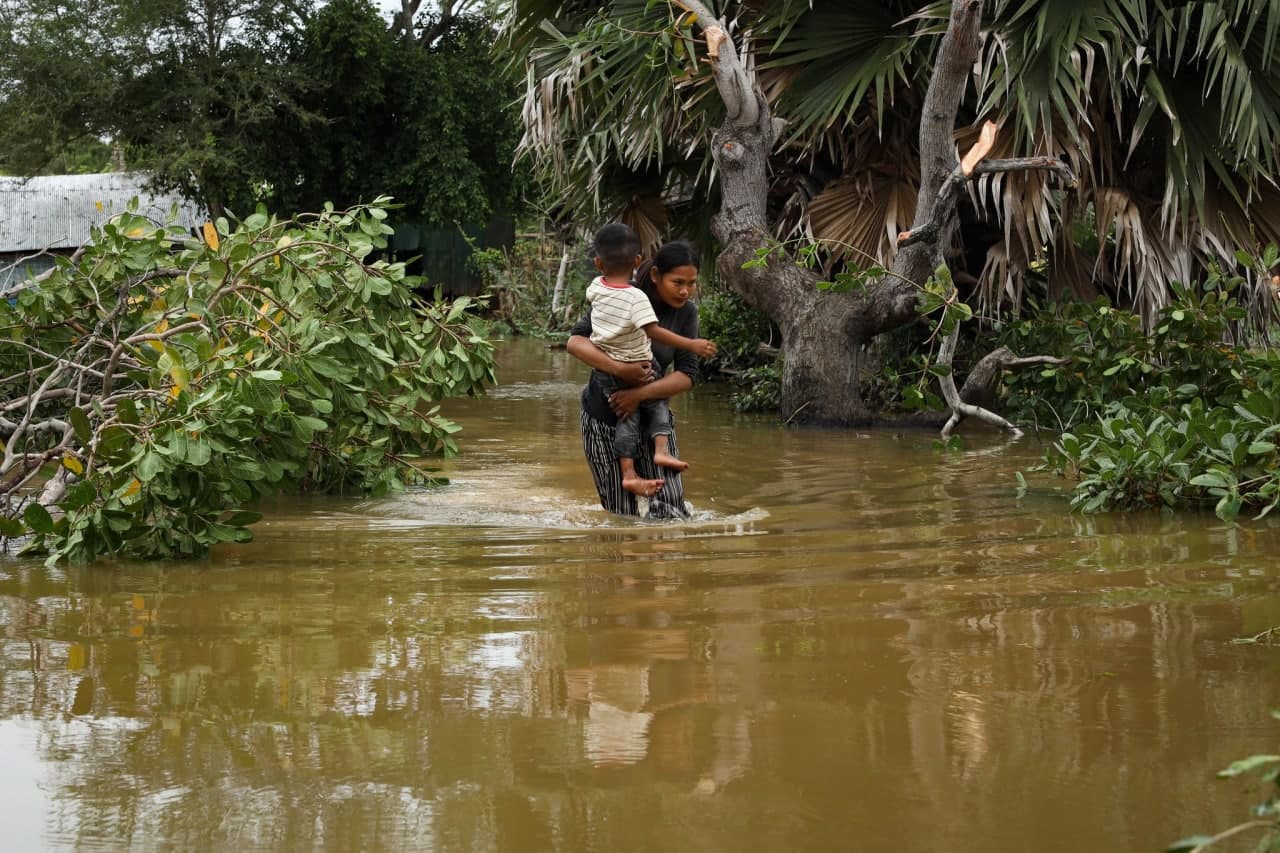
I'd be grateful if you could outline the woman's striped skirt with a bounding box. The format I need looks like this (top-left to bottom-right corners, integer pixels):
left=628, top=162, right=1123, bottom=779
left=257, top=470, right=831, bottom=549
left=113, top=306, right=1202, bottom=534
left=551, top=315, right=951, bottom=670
left=580, top=409, right=689, bottom=519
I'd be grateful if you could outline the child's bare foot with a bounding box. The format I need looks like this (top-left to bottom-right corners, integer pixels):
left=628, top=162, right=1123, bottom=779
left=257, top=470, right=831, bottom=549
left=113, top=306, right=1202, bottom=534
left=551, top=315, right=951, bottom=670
left=653, top=451, right=688, bottom=472
left=622, top=474, right=665, bottom=496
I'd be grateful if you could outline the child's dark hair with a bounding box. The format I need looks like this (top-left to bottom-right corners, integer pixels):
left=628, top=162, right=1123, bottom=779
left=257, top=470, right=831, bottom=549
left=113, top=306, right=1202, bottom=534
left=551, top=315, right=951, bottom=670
left=636, top=240, right=701, bottom=303
left=592, top=223, right=641, bottom=275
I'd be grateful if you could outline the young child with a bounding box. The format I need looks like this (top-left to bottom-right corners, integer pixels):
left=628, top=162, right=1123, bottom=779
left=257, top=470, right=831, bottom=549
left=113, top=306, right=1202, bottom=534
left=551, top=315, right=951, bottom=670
left=586, top=224, right=717, bottom=496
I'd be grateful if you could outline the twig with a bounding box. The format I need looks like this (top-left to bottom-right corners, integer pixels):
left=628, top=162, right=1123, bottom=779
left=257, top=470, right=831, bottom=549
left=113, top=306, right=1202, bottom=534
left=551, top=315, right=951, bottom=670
left=1188, top=820, right=1278, bottom=852
left=1232, top=625, right=1280, bottom=645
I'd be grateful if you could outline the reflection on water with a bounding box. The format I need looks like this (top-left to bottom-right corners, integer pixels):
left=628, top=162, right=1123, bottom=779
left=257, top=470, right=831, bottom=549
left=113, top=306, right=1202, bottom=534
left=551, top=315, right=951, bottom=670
left=3, top=339, right=1280, bottom=851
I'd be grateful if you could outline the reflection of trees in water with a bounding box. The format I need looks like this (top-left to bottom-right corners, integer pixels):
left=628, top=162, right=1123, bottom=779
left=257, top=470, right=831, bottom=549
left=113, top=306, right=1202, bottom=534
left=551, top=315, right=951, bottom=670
left=3, top=514, right=1280, bottom=850
left=886, top=592, right=1273, bottom=846
left=0, top=559, right=765, bottom=850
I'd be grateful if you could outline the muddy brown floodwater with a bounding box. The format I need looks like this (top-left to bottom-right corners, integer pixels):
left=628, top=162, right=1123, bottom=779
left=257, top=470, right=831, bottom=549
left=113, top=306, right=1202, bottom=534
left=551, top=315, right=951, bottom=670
left=2, top=339, right=1280, bottom=851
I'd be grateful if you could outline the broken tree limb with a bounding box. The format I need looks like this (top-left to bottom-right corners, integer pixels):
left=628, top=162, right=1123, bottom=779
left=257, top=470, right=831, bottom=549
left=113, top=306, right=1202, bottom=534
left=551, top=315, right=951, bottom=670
left=957, top=347, right=1067, bottom=410
left=936, top=332, right=1023, bottom=440
left=672, top=0, right=761, bottom=129
left=960, top=120, right=998, bottom=176
left=899, top=156, right=1077, bottom=249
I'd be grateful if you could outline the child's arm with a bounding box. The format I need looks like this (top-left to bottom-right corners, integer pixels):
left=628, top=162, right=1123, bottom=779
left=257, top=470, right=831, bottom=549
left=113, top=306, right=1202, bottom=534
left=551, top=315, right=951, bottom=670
left=643, top=322, right=718, bottom=358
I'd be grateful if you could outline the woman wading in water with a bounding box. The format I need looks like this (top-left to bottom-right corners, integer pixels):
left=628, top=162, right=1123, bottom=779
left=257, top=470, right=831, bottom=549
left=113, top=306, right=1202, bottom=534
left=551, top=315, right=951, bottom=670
left=567, top=240, right=704, bottom=519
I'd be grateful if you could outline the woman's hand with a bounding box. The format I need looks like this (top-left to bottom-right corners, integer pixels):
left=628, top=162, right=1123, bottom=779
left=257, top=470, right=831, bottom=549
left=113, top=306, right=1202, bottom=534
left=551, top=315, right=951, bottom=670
left=609, top=385, right=648, bottom=419
left=612, top=360, right=654, bottom=387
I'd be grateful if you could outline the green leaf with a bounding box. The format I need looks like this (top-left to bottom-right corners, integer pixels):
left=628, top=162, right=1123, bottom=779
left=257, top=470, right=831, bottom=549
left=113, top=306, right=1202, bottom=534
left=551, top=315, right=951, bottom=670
left=222, top=511, right=262, bottom=527
left=295, top=416, right=328, bottom=433
left=0, top=517, right=24, bottom=538
left=1190, top=472, right=1232, bottom=489
left=1217, top=754, right=1280, bottom=778
left=69, top=407, right=92, bottom=443
left=136, top=451, right=164, bottom=482
left=250, top=369, right=282, bottom=381
left=186, top=440, right=211, bottom=467
left=62, top=481, right=97, bottom=510
left=24, top=503, right=54, bottom=534
left=116, top=398, right=139, bottom=425
left=1215, top=492, right=1242, bottom=523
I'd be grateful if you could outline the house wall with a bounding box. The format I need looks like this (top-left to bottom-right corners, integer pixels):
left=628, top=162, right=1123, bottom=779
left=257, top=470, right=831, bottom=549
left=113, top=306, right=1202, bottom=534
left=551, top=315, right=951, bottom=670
left=0, top=173, right=204, bottom=254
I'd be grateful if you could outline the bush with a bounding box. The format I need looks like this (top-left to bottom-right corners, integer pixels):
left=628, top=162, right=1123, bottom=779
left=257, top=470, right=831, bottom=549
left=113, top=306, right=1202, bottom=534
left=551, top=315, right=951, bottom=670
left=1048, top=392, right=1280, bottom=520
left=1006, top=262, right=1280, bottom=521
left=0, top=198, right=495, bottom=562
left=695, top=287, right=786, bottom=412
left=697, top=288, right=775, bottom=373
left=998, top=269, right=1262, bottom=430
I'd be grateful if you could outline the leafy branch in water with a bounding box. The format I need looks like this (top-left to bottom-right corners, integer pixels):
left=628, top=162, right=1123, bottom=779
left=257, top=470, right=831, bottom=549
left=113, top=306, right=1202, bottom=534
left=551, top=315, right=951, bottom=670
left=0, top=198, right=495, bottom=563
left=1169, top=716, right=1280, bottom=852
left=1018, top=253, right=1280, bottom=522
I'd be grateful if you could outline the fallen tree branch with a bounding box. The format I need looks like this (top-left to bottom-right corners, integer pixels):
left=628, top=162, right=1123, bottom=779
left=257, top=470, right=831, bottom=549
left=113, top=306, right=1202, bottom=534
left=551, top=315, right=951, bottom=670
left=958, top=347, right=1067, bottom=411
left=906, top=121, right=1074, bottom=439
left=936, top=330, right=1023, bottom=440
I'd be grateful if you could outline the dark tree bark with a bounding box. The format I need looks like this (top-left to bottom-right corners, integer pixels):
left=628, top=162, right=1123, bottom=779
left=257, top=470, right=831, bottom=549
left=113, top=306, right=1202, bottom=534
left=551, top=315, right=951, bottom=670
left=677, top=0, right=987, bottom=425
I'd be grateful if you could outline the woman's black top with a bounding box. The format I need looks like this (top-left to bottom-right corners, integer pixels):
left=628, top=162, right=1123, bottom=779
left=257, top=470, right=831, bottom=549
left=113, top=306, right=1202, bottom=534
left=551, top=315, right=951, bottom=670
left=570, top=299, right=701, bottom=426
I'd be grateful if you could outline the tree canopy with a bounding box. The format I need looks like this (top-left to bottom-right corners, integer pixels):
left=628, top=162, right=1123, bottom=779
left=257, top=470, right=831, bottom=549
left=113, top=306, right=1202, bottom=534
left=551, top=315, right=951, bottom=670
left=0, top=0, right=523, bottom=224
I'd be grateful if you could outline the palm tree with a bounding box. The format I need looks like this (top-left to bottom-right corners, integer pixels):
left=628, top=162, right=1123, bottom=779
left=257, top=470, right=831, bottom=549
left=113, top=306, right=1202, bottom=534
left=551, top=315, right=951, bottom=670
left=505, top=0, right=1280, bottom=420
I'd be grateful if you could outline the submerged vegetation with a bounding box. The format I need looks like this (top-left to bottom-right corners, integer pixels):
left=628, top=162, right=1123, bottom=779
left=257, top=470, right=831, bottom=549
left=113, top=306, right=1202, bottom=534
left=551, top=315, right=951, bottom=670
left=999, top=252, right=1280, bottom=522
left=0, top=199, right=494, bottom=563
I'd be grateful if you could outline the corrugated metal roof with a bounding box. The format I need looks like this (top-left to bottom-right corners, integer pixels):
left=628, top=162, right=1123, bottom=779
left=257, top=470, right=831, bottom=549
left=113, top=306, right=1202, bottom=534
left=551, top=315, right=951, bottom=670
left=0, top=172, right=205, bottom=253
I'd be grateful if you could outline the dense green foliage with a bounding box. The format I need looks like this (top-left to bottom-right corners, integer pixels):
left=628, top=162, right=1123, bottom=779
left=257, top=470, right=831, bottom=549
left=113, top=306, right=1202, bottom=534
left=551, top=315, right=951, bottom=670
left=0, top=0, right=310, bottom=214
left=0, top=199, right=495, bottom=563
left=267, top=0, right=523, bottom=226
left=0, top=0, right=523, bottom=225
left=999, top=261, right=1280, bottom=521
left=695, top=289, right=782, bottom=412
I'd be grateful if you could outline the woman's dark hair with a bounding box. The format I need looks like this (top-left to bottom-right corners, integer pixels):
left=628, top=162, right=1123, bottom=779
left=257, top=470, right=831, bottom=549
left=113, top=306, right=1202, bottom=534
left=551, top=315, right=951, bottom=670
left=635, top=241, right=701, bottom=308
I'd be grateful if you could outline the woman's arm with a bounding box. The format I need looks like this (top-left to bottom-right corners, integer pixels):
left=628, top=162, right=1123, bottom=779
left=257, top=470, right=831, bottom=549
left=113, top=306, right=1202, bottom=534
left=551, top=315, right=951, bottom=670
left=566, top=335, right=654, bottom=386
left=607, top=369, right=692, bottom=419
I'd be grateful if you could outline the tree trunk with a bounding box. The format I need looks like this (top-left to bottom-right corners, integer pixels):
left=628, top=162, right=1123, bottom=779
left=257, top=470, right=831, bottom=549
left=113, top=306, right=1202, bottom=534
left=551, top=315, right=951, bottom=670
left=551, top=243, right=570, bottom=316
left=683, top=0, right=985, bottom=425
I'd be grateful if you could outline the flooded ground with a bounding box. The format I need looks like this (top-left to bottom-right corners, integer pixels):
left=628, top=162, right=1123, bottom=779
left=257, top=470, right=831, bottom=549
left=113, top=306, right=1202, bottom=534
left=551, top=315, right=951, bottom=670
left=2, top=338, right=1280, bottom=851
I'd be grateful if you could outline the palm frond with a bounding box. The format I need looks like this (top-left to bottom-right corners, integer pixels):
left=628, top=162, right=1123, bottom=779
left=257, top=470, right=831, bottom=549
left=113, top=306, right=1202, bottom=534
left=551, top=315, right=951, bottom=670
left=758, top=1, right=933, bottom=143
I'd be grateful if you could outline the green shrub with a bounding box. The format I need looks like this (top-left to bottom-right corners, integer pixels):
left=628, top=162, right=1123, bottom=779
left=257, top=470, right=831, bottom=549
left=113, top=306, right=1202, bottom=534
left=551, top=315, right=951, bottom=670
left=1046, top=392, right=1280, bottom=521
left=0, top=199, right=495, bottom=562
left=998, top=268, right=1259, bottom=430
left=730, top=363, right=782, bottom=413
left=1010, top=255, right=1280, bottom=521
left=697, top=288, right=775, bottom=373
left=696, top=288, right=786, bottom=413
